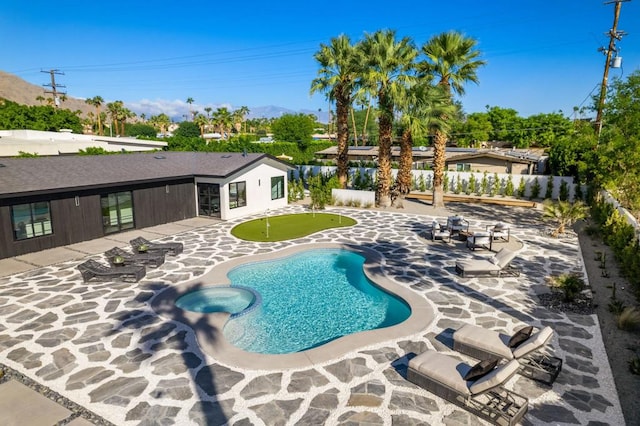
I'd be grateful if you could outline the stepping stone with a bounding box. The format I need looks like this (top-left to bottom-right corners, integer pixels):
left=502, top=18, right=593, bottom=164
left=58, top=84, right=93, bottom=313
left=0, top=380, right=71, bottom=426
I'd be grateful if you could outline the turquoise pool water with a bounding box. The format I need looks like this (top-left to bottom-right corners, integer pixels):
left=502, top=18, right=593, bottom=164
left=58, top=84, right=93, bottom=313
left=220, top=248, right=411, bottom=354
left=175, top=286, right=257, bottom=314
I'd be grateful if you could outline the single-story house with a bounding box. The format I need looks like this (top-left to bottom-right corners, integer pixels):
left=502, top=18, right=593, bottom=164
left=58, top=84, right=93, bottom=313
left=315, top=145, right=547, bottom=175
left=0, top=129, right=167, bottom=157
left=0, top=152, right=294, bottom=259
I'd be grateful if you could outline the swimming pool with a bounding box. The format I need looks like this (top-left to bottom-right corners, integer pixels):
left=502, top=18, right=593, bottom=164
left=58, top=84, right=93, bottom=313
left=152, top=243, right=433, bottom=369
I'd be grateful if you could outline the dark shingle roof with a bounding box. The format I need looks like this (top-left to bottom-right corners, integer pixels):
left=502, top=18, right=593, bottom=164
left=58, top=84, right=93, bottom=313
left=0, top=152, right=290, bottom=198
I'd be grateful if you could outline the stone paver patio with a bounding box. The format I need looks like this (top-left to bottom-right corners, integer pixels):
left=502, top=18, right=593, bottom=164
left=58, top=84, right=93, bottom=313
left=0, top=205, right=623, bottom=425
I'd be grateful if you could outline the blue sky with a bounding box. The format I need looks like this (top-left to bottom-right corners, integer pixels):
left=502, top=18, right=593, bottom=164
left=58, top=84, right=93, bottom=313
left=3, top=0, right=639, bottom=121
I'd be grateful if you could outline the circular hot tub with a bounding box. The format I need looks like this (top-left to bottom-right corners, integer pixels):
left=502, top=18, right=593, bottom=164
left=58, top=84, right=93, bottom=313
left=175, top=286, right=259, bottom=316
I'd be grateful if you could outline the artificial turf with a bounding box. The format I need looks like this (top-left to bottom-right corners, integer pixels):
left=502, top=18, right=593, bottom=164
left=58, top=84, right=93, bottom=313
left=231, top=212, right=357, bottom=242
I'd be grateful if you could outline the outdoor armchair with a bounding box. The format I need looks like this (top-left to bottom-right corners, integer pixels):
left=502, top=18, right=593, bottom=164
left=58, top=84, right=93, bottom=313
left=105, top=246, right=165, bottom=268
left=77, top=259, right=146, bottom=283
left=130, top=236, right=183, bottom=256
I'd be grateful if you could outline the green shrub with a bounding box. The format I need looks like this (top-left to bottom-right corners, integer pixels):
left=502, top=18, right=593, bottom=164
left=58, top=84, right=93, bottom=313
left=530, top=177, right=541, bottom=200
left=443, top=173, right=450, bottom=193
left=490, top=173, right=500, bottom=196
left=467, top=174, right=477, bottom=195
left=505, top=175, right=515, bottom=197
left=517, top=178, right=526, bottom=198
left=480, top=171, right=489, bottom=195
left=608, top=299, right=626, bottom=315
left=454, top=175, right=462, bottom=194
left=418, top=174, right=426, bottom=192
left=550, top=273, right=586, bottom=302
left=559, top=180, right=570, bottom=201
left=544, top=177, right=554, bottom=200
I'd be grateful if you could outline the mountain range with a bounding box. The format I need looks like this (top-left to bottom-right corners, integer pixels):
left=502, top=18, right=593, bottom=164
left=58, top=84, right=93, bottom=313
left=0, top=70, right=328, bottom=123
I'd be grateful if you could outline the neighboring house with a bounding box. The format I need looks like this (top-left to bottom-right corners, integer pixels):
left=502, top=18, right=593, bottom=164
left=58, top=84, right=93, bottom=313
left=0, top=129, right=167, bottom=157
left=0, top=152, right=294, bottom=259
left=314, top=145, right=547, bottom=175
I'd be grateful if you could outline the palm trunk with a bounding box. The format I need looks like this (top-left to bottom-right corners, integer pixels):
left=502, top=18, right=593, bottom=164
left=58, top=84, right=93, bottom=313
left=350, top=107, right=358, bottom=147
left=376, top=92, right=393, bottom=207
left=335, top=94, right=350, bottom=189
left=432, top=128, right=447, bottom=208
left=362, top=102, right=371, bottom=145
left=396, top=127, right=414, bottom=199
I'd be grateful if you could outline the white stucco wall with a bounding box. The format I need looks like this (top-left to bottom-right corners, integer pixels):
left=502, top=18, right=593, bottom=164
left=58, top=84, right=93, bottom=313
left=195, top=161, right=289, bottom=221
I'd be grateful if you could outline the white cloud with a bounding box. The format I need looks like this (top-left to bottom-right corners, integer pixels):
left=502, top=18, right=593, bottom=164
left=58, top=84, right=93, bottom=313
left=127, top=99, right=236, bottom=121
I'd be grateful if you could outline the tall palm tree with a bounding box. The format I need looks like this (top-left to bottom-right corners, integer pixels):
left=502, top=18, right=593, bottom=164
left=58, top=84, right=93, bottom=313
left=106, top=101, right=123, bottom=136
left=212, top=107, right=233, bottom=139
left=186, top=97, right=195, bottom=121
left=360, top=30, right=418, bottom=206
left=194, top=113, right=208, bottom=138
left=419, top=31, right=486, bottom=208
left=237, top=106, right=250, bottom=133
left=395, top=82, right=454, bottom=200
left=310, top=34, right=362, bottom=188
left=85, top=96, right=104, bottom=135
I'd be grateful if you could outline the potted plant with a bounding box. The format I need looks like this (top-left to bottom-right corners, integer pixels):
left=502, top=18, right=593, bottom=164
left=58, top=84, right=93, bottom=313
left=138, top=244, right=149, bottom=253
left=112, top=255, right=125, bottom=266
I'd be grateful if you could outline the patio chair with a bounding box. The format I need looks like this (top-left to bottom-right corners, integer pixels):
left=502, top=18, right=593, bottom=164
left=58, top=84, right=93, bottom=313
left=130, top=236, right=183, bottom=256
left=453, top=324, right=563, bottom=385
left=466, top=231, right=492, bottom=251
left=486, top=223, right=511, bottom=242
left=455, top=248, right=519, bottom=277
left=430, top=220, right=451, bottom=242
left=105, top=246, right=165, bottom=268
left=77, top=259, right=146, bottom=283
left=447, top=215, right=470, bottom=237
left=407, top=350, right=527, bottom=426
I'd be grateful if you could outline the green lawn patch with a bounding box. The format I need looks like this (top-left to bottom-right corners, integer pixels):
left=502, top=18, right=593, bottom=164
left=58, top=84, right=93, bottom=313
left=231, top=213, right=357, bottom=242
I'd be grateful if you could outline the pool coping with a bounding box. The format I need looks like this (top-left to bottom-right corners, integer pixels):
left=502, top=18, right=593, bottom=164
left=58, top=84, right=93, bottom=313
left=151, top=242, right=434, bottom=370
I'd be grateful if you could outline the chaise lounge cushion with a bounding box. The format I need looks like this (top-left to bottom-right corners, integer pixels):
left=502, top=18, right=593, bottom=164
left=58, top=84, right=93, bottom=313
left=409, top=350, right=471, bottom=396
left=468, top=359, right=520, bottom=395
left=454, top=323, right=515, bottom=359
left=463, top=358, right=499, bottom=381
left=512, top=326, right=554, bottom=359
left=508, top=326, right=534, bottom=348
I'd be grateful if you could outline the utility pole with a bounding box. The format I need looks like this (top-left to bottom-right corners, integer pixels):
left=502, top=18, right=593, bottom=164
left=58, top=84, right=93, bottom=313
left=41, top=69, right=66, bottom=108
left=595, top=0, right=629, bottom=138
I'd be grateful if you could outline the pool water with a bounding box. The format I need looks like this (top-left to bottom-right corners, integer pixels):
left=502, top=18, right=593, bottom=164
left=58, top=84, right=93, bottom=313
left=175, top=286, right=256, bottom=314
left=221, top=248, right=411, bottom=354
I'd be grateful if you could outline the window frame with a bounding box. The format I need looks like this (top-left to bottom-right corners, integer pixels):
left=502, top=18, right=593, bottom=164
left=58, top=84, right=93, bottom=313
left=11, top=201, right=54, bottom=241
left=229, top=181, right=247, bottom=209
left=270, top=176, right=285, bottom=200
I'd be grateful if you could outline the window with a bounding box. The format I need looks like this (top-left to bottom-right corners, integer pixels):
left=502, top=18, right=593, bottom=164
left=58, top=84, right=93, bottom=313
left=229, top=181, right=246, bottom=209
left=101, top=191, right=135, bottom=234
left=456, top=163, right=471, bottom=172
left=11, top=202, right=53, bottom=240
left=271, top=176, right=284, bottom=200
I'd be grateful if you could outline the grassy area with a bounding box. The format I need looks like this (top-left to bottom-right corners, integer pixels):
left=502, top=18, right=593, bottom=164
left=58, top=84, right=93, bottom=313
left=231, top=212, right=357, bottom=242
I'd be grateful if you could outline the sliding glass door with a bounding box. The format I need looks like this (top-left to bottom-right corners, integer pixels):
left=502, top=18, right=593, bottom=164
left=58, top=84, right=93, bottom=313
left=101, top=191, right=135, bottom=234
left=197, top=183, right=221, bottom=217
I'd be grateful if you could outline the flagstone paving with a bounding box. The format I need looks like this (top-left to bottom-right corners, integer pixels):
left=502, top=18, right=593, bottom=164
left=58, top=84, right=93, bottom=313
left=0, top=205, right=624, bottom=425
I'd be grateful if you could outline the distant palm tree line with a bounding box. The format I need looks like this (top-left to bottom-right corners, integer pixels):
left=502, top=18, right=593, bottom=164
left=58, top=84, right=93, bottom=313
left=311, top=29, right=485, bottom=208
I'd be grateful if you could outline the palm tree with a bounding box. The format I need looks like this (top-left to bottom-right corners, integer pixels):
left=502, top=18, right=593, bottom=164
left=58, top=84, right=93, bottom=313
left=310, top=34, right=362, bottom=189
left=237, top=106, right=250, bottom=133
left=106, top=101, right=123, bottom=136
left=360, top=29, right=418, bottom=206
left=85, top=96, right=104, bottom=135
left=212, top=107, right=233, bottom=139
left=542, top=200, right=588, bottom=237
left=194, top=113, right=208, bottom=138
left=418, top=31, right=486, bottom=208
left=186, top=97, right=195, bottom=121
left=395, top=83, right=453, bottom=200
left=36, top=95, right=45, bottom=105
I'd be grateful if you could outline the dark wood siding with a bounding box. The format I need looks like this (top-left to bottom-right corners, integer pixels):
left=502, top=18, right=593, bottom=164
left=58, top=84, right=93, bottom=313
left=0, top=179, right=196, bottom=259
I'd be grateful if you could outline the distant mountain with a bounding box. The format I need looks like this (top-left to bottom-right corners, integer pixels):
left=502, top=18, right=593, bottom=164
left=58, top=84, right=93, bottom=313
left=0, top=70, right=329, bottom=123
left=0, top=71, right=94, bottom=117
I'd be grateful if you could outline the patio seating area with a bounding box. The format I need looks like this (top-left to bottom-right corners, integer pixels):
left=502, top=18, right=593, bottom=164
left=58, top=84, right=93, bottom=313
left=0, top=204, right=624, bottom=425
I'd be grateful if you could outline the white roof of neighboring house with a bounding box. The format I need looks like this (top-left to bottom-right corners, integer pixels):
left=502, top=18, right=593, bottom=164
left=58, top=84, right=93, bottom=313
left=0, top=129, right=167, bottom=157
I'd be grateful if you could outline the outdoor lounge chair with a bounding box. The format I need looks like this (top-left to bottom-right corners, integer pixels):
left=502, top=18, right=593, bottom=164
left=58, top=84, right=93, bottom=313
left=77, top=259, right=146, bottom=283
left=105, top=246, right=165, bottom=268
left=407, top=350, right=528, bottom=426
left=130, top=236, right=183, bottom=256
left=430, top=220, right=451, bottom=242
left=453, top=324, right=563, bottom=385
left=486, top=223, right=511, bottom=242
left=466, top=231, right=492, bottom=251
left=447, top=215, right=470, bottom=237
left=455, top=248, right=519, bottom=277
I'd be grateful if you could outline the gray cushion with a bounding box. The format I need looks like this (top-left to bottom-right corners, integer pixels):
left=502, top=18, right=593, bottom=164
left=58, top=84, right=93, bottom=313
left=409, top=350, right=470, bottom=396
left=469, top=360, right=520, bottom=395
left=512, top=326, right=554, bottom=358
left=454, top=324, right=514, bottom=359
